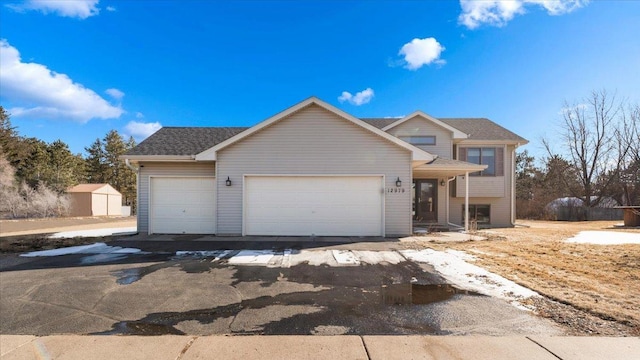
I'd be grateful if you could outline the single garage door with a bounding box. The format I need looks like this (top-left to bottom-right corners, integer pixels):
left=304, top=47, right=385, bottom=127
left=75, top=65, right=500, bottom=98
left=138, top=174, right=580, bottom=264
left=150, top=177, right=215, bottom=234
left=245, top=176, right=383, bottom=236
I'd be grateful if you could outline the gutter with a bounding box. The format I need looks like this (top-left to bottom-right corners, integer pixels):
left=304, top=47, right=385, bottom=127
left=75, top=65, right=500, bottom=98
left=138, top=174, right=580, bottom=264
left=125, top=158, right=139, bottom=172
left=511, top=144, right=519, bottom=226
left=125, top=159, right=140, bottom=233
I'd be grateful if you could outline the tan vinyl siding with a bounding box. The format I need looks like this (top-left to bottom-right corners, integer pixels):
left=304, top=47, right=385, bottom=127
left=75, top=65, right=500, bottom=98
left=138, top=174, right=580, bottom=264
left=437, top=179, right=447, bottom=224
left=385, top=116, right=453, bottom=159
left=449, top=197, right=512, bottom=227
left=138, top=162, right=216, bottom=234
left=455, top=175, right=506, bottom=197
left=216, top=104, right=412, bottom=236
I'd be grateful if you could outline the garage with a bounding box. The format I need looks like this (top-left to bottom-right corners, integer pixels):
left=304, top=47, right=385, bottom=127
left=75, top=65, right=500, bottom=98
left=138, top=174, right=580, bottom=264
left=150, top=177, right=215, bottom=234
left=244, top=176, right=384, bottom=236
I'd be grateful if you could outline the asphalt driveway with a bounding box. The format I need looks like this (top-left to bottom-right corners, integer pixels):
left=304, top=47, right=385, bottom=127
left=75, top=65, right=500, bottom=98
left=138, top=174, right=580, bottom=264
left=0, top=239, right=563, bottom=336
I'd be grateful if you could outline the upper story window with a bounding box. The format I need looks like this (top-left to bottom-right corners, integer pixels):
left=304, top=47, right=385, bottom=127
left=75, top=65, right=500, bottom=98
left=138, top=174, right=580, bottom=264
left=460, top=147, right=503, bottom=176
left=399, top=136, right=436, bottom=145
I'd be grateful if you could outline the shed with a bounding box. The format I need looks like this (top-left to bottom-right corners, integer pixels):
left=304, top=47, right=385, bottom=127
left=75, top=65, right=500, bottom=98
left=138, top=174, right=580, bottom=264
left=615, top=206, right=640, bottom=227
left=67, top=184, right=122, bottom=217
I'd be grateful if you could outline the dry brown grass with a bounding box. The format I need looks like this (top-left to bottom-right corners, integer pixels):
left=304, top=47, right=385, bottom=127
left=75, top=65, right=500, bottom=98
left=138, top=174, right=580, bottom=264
left=428, top=221, right=640, bottom=332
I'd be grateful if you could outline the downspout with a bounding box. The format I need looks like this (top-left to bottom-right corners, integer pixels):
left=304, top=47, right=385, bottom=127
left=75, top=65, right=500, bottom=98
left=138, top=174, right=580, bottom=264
left=511, top=145, right=518, bottom=226
left=125, top=159, right=140, bottom=232
left=446, top=176, right=463, bottom=230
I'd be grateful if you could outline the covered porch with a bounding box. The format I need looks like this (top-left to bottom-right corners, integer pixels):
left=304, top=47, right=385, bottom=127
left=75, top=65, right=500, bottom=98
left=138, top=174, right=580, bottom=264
left=411, top=158, right=486, bottom=232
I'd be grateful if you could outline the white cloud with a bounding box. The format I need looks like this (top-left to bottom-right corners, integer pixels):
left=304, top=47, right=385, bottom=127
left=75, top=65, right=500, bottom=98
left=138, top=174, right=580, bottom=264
left=338, top=88, right=375, bottom=106
left=459, top=0, right=588, bottom=29
left=7, top=0, right=101, bottom=19
left=105, top=88, right=124, bottom=100
left=398, top=38, right=446, bottom=70
left=135, top=112, right=144, bottom=118
left=125, top=121, right=162, bottom=140
left=0, top=39, right=123, bottom=123
left=106, top=6, right=116, bottom=12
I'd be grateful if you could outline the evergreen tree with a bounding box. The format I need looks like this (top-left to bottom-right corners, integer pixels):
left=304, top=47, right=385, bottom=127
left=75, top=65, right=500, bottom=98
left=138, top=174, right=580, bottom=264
left=0, top=106, right=29, bottom=168
left=47, top=140, right=79, bottom=193
left=16, top=138, right=49, bottom=188
left=85, top=138, right=107, bottom=183
left=84, top=130, right=137, bottom=213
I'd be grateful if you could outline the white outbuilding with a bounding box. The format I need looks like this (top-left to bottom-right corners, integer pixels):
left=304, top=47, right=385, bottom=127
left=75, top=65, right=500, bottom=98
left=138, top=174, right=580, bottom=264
left=67, top=184, right=122, bottom=217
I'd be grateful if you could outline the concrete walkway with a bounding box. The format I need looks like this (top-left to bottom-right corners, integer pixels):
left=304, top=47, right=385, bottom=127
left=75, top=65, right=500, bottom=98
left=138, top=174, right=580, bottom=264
left=1, top=335, right=638, bottom=360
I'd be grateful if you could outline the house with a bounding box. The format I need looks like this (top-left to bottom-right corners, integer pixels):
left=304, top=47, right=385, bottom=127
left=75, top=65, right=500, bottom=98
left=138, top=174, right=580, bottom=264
left=122, top=97, right=527, bottom=236
left=67, top=184, right=122, bottom=217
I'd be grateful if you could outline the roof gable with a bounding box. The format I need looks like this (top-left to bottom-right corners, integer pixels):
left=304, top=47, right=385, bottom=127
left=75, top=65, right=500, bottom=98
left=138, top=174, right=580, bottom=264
left=381, top=111, right=468, bottom=139
left=196, top=97, right=434, bottom=162
left=67, top=184, right=120, bottom=194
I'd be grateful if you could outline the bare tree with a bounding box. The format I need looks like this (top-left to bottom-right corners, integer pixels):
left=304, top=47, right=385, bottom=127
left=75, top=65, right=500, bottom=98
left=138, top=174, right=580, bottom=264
left=615, top=104, right=640, bottom=205
left=0, top=155, right=24, bottom=218
left=31, top=183, right=69, bottom=217
left=544, top=90, right=629, bottom=208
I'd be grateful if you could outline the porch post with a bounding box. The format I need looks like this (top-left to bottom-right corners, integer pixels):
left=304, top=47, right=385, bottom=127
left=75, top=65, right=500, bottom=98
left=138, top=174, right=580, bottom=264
left=464, top=171, right=469, bottom=231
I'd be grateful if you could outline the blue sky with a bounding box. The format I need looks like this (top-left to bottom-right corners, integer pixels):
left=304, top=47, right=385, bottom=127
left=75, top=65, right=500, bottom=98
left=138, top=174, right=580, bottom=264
left=1, top=0, right=639, bottom=159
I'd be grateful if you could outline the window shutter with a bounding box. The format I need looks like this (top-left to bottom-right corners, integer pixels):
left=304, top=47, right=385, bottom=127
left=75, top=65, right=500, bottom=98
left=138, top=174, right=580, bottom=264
left=459, top=147, right=467, bottom=161
left=496, top=147, right=504, bottom=176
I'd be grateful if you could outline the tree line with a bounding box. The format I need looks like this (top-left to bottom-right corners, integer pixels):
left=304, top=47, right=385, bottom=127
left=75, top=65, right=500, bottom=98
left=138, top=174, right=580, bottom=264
left=517, top=90, right=639, bottom=219
left=0, top=106, right=137, bottom=218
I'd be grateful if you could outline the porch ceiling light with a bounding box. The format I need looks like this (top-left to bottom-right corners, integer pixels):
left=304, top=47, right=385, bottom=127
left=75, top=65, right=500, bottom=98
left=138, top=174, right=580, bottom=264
left=226, top=176, right=232, bottom=187
left=396, top=177, right=402, bottom=187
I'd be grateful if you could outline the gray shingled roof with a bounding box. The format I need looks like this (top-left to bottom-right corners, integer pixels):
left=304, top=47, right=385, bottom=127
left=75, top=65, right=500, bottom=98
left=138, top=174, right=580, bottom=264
left=360, top=118, right=402, bottom=129
left=440, top=118, right=527, bottom=142
left=362, top=117, right=527, bottom=142
left=126, top=127, right=248, bottom=156
left=126, top=117, right=526, bottom=156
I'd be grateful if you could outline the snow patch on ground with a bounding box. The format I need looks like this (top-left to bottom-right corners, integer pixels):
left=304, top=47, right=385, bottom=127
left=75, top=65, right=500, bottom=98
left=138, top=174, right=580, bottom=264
left=351, top=250, right=406, bottom=265
left=331, top=250, right=361, bottom=265
left=227, top=250, right=275, bottom=265
left=288, top=250, right=337, bottom=267
left=400, top=249, right=539, bottom=305
left=175, top=250, right=232, bottom=262
left=565, top=231, right=640, bottom=245
left=21, top=242, right=144, bottom=257
left=48, top=227, right=137, bottom=239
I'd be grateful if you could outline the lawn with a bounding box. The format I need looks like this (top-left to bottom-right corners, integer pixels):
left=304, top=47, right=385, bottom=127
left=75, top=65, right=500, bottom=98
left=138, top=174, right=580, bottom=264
left=426, top=220, right=640, bottom=335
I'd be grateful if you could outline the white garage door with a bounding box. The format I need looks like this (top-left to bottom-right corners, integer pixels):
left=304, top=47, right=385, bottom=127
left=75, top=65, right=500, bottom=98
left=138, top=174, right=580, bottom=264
left=245, top=176, right=383, bottom=236
left=151, top=177, right=215, bottom=234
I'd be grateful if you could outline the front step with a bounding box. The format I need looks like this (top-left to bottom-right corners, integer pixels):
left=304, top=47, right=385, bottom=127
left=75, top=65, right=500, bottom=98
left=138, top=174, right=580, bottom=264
left=413, top=224, right=456, bottom=233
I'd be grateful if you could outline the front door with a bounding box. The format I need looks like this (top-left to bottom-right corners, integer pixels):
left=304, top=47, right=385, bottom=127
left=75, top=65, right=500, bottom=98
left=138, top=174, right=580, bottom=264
left=413, top=180, right=437, bottom=222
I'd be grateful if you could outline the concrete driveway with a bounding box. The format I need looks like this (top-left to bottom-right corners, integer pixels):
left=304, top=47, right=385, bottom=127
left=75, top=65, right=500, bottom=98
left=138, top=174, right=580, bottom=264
left=0, top=239, right=563, bottom=336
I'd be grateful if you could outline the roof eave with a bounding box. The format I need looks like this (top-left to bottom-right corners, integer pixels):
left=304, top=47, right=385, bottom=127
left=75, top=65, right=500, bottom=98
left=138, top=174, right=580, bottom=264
left=382, top=111, right=469, bottom=139
left=455, top=139, right=529, bottom=145
left=413, top=164, right=487, bottom=172
left=119, top=155, right=199, bottom=162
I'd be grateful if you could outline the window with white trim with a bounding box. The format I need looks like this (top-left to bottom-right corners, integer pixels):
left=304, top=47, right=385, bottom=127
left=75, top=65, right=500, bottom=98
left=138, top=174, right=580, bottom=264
left=399, top=135, right=436, bottom=145
left=459, top=147, right=503, bottom=176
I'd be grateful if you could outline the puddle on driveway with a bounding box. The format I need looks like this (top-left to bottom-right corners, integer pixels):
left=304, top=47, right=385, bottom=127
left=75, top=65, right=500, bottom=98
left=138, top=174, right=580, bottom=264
left=381, top=284, right=484, bottom=305
left=80, top=253, right=129, bottom=265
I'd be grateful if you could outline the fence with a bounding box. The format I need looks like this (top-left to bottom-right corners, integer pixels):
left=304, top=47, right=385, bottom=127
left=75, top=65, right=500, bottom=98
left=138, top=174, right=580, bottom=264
left=553, top=206, right=623, bottom=221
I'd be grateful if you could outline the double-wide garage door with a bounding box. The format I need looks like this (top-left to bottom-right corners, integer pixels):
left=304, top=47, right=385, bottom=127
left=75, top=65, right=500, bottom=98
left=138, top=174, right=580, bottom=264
left=150, top=177, right=215, bottom=234
left=245, top=176, right=383, bottom=236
